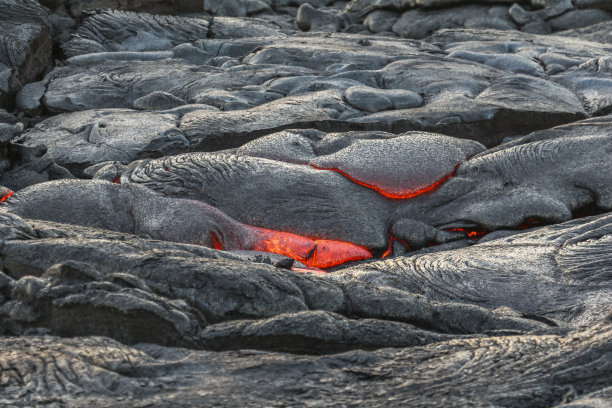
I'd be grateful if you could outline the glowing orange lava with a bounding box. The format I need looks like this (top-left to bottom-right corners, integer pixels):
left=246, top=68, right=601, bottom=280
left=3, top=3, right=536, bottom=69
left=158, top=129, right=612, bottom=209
left=310, top=164, right=457, bottom=199
left=447, top=227, right=487, bottom=238
left=517, top=218, right=542, bottom=230
left=0, top=191, right=14, bottom=202
left=381, top=233, right=410, bottom=259
left=249, top=227, right=373, bottom=269
left=210, top=231, right=223, bottom=250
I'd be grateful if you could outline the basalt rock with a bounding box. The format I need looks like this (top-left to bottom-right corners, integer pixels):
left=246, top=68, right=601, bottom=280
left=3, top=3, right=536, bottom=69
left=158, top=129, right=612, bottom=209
left=0, top=0, right=52, bottom=109
left=16, top=109, right=190, bottom=176
left=40, top=25, right=612, bottom=148
left=0, top=320, right=609, bottom=407
left=2, top=0, right=612, bottom=405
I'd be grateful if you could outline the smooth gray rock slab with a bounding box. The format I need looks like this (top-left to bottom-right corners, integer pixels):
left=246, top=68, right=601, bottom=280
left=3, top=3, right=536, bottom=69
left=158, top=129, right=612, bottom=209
left=343, top=85, right=422, bottom=112
left=548, top=8, right=611, bottom=32
left=363, top=10, right=400, bottom=33
left=16, top=109, right=188, bottom=176
left=204, top=0, right=272, bottom=17
left=392, top=6, right=517, bottom=39
left=296, top=3, right=348, bottom=32
left=15, top=78, right=48, bottom=113
left=558, top=20, right=612, bottom=44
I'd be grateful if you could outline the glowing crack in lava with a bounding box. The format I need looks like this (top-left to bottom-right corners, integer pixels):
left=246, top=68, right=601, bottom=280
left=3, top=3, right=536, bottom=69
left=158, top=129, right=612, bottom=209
left=0, top=191, right=14, bottom=202
left=446, top=227, right=487, bottom=238
left=382, top=234, right=410, bottom=259
left=310, top=164, right=458, bottom=199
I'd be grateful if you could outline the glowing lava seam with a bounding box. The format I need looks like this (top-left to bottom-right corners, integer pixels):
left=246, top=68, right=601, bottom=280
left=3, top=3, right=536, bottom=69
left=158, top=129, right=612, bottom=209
left=310, top=164, right=457, bottom=199
left=0, top=191, right=14, bottom=202
left=446, top=227, right=487, bottom=238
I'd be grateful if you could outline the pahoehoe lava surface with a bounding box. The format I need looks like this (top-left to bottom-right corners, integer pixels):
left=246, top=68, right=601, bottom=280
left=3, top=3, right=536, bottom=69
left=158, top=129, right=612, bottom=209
left=1, top=0, right=611, bottom=406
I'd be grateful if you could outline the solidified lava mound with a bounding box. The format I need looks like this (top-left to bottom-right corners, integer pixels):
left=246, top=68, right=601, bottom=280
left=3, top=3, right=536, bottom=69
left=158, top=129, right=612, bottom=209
left=1, top=0, right=612, bottom=406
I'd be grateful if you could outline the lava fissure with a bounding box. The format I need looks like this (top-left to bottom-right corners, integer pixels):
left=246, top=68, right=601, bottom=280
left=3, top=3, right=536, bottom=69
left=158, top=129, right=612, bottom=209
left=446, top=227, right=488, bottom=238
left=382, top=233, right=411, bottom=259
left=309, top=164, right=458, bottom=199
left=0, top=191, right=14, bottom=202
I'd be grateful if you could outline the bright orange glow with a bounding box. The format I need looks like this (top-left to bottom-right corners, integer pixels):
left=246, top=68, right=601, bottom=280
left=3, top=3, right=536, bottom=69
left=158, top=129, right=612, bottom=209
left=310, top=164, right=457, bottom=200
left=447, top=227, right=487, bottom=238
left=249, top=227, right=372, bottom=269
left=381, top=233, right=410, bottom=259
left=210, top=231, right=223, bottom=250
left=381, top=247, right=392, bottom=258
left=113, top=176, right=119, bottom=184
left=0, top=191, right=13, bottom=202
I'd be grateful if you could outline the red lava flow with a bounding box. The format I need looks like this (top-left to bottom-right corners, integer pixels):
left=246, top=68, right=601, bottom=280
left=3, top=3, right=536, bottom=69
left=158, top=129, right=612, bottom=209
left=205, top=225, right=372, bottom=269
left=310, top=164, right=457, bottom=199
left=0, top=191, right=14, bottom=202
left=249, top=227, right=373, bottom=269
left=446, top=227, right=487, bottom=238
left=382, top=234, right=410, bottom=259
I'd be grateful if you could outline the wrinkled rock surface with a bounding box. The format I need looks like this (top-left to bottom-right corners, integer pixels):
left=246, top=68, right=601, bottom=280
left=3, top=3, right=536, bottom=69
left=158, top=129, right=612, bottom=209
left=1, top=0, right=611, bottom=406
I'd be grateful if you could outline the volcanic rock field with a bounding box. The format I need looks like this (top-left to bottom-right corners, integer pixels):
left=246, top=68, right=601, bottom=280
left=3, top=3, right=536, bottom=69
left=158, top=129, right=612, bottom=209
left=1, top=0, right=612, bottom=406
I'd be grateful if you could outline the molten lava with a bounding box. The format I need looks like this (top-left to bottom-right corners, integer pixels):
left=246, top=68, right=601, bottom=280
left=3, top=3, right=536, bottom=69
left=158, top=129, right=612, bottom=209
left=310, top=164, right=457, bottom=199
left=210, top=231, right=223, bottom=250
left=381, top=234, right=410, bottom=259
left=248, top=227, right=373, bottom=269
left=0, top=191, right=14, bottom=202
left=447, top=227, right=487, bottom=239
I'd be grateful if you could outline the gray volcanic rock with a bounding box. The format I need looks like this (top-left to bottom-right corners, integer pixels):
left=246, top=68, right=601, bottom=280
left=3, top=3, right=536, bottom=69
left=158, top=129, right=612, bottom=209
left=0, top=0, right=52, bottom=108
left=406, top=113, right=612, bottom=232
left=555, top=56, right=612, bottom=115
left=204, top=0, right=272, bottom=17
left=179, top=91, right=346, bottom=150
left=120, top=114, right=612, bottom=253
left=16, top=109, right=189, bottom=176
left=0, top=114, right=73, bottom=191
left=558, top=20, right=612, bottom=44
left=0, top=207, right=553, bottom=339
left=348, top=0, right=612, bottom=36
left=2, top=0, right=612, bottom=405
left=296, top=3, right=349, bottom=32
left=56, top=0, right=203, bottom=16
left=310, top=132, right=484, bottom=197
left=235, top=129, right=323, bottom=164
left=392, top=5, right=517, bottom=39
left=336, top=212, right=612, bottom=326
left=63, top=10, right=211, bottom=57
left=198, top=310, right=457, bottom=352
left=40, top=28, right=612, bottom=147
left=122, top=153, right=391, bottom=247
left=0, top=320, right=610, bottom=406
